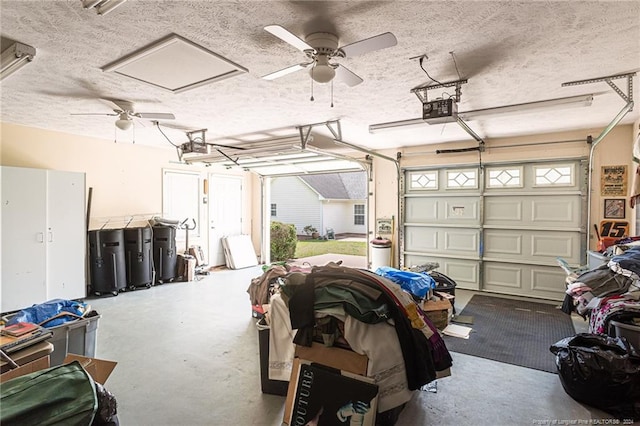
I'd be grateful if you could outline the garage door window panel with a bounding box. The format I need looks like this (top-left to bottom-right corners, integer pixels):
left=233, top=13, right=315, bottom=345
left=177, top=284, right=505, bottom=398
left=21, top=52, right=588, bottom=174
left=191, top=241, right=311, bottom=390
left=486, top=166, right=523, bottom=188
left=533, top=164, right=574, bottom=187
left=446, top=169, right=478, bottom=189
left=409, top=171, right=438, bottom=190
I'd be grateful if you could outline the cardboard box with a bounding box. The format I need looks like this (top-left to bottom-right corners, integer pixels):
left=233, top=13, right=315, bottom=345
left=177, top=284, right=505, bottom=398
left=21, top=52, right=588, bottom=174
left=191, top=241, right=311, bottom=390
left=0, top=341, right=53, bottom=373
left=0, top=340, right=54, bottom=381
left=0, top=345, right=116, bottom=385
left=294, top=343, right=368, bottom=375
left=63, top=354, right=117, bottom=385
left=0, top=355, right=50, bottom=383
left=422, top=298, right=453, bottom=330
left=283, top=344, right=369, bottom=425
left=177, top=254, right=196, bottom=282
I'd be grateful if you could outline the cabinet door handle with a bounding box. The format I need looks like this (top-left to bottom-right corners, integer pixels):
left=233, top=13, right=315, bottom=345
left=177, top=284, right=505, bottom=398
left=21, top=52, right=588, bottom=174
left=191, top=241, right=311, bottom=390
left=48, top=231, right=54, bottom=242
left=37, top=232, right=45, bottom=243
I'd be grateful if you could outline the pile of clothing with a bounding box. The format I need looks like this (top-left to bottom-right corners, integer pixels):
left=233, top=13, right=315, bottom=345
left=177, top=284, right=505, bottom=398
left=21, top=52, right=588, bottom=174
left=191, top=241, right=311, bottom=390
left=563, top=245, right=640, bottom=335
left=264, top=263, right=452, bottom=418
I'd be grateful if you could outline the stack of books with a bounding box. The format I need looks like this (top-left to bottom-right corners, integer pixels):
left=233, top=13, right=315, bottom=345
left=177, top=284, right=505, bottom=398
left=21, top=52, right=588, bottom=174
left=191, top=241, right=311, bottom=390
left=0, top=322, right=53, bottom=354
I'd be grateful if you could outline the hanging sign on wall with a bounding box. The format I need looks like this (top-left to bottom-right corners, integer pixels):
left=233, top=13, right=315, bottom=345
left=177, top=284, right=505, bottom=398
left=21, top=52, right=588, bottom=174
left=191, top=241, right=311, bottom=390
left=600, top=165, right=628, bottom=196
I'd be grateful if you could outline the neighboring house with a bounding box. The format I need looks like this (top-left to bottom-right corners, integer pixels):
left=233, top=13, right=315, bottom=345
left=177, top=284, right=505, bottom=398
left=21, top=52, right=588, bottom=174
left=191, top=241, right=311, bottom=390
left=270, top=172, right=367, bottom=236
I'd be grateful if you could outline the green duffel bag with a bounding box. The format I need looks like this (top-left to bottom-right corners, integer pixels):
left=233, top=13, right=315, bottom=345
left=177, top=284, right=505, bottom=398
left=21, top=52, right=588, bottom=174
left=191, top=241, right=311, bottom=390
left=1, top=361, right=98, bottom=426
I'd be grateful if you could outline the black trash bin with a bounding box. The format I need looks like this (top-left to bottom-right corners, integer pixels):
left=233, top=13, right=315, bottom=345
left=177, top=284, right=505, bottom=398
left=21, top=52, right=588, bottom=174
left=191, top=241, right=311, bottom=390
left=89, top=229, right=127, bottom=296
left=124, top=226, right=153, bottom=289
left=152, top=225, right=177, bottom=283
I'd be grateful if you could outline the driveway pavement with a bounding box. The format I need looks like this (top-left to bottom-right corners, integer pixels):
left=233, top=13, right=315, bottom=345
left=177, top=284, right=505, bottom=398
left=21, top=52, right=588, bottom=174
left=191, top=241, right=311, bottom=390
left=289, top=253, right=367, bottom=269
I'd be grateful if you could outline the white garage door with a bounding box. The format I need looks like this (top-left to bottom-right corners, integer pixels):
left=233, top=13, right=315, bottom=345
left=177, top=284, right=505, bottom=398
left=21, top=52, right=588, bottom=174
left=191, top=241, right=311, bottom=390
left=403, top=159, right=587, bottom=300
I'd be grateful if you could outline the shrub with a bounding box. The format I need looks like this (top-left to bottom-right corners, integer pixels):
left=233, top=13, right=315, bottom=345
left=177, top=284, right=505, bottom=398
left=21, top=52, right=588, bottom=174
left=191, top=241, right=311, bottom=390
left=270, top=221, right=297, bottom=261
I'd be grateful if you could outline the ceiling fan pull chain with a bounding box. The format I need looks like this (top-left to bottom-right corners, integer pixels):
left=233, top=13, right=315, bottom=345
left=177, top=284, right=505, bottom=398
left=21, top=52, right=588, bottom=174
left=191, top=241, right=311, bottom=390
left=113, top=125, right=116, bottom=143
left=331, top=80, right=334, bottom=108
left=132, top=121, right=136, bottom=144
left=310, top=68, right=315, bottom=101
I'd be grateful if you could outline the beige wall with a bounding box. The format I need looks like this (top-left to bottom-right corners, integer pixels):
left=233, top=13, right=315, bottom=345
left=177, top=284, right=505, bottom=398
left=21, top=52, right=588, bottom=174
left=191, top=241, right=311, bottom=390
left=370, top=124, right=636, bottom=266
left=0, top=123, right=255, bottom=251
left=2, top=122, right=636, bottom=266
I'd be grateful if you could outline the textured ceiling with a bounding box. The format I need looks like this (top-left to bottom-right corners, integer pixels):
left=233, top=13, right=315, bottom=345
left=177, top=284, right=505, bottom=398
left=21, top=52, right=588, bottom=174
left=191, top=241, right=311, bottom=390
left=1, top=1, right=639, bottom=152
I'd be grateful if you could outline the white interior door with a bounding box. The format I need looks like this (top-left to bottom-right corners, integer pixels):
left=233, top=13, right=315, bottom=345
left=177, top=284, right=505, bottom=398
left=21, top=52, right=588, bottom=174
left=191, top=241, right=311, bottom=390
left=1, top=167, right=48, bottom=312
left=208, top=175, right=242, bottom=266
left=46, top=170, right=86, bottom=300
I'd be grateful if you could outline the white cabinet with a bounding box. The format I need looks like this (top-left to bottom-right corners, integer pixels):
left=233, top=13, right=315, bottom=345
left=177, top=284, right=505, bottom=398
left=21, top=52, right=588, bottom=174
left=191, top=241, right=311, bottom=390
left=1, top=166, right=86, bottom=313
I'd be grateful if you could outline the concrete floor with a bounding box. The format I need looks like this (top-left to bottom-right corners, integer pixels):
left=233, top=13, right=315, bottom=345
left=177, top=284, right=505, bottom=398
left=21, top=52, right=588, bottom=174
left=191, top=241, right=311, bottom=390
left=86, top=264, right=616, bottom=426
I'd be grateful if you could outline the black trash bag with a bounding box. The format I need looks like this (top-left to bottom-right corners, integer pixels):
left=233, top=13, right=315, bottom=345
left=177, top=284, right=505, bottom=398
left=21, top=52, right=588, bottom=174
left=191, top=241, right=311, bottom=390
left=550, top=333, right=640, bottom=420
left=92, top=382, right=119, bottom=426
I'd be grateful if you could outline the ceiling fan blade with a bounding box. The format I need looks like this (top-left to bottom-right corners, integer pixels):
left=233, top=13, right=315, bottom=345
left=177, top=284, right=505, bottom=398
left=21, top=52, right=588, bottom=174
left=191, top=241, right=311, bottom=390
left=265, top=25, right=314, bottom=52
left=262, top=63, right=307, bottom=80
left=136, top=112, right=175, bottom=120
left=335, top=65, right=364, bottom=87
left=133, top=118, right=148, bottom=128
left=70, top=112, right=118, bottom=116
left=102, top=98, right=135, bottom=112
left=339, top=32, right=397, bottom=57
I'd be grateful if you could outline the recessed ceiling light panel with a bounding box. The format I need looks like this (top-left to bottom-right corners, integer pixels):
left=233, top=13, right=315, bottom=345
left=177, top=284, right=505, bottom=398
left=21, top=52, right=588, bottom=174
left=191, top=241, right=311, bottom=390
left=102, top=33, right=248, bottom=93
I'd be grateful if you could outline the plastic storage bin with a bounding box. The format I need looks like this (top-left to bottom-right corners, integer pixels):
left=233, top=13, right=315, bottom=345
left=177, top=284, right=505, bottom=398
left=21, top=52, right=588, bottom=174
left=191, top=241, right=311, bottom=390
left=587, top=250, right=610, bottom=270
left=48, top=311, right=101, bottom=367
left=609, top=320, right=640, bottom=349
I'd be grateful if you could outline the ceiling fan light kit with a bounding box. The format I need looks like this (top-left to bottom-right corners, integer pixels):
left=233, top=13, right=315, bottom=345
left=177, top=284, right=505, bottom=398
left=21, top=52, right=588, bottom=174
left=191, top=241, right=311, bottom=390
left=262, top=24, right=396, bottom=88
left=72, top=98, right=175, bottom=130
left=115, top=114, right=133, bottom=131
left=310, top=55, right=335, bottom=84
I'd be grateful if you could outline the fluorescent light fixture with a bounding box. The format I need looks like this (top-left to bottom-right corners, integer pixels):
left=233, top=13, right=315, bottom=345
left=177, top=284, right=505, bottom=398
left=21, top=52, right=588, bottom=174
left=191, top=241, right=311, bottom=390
left=458, top=94, right=594, bottom=120
left=1, top=42, right=36, bottom=81
left=81, top=0, right=127, bottom=15
left=369, top=94, right=594, bottom=133
left=80, top=0, right=102, bottom=8
left=369, top=117, right=426, bottom=132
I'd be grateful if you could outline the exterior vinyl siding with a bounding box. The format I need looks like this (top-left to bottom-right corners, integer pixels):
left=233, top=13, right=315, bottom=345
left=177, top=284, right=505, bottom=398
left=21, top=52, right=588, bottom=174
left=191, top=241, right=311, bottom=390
left=323, top=201, right=367, bottom=234
left=270, top=177, right=322, bottom=234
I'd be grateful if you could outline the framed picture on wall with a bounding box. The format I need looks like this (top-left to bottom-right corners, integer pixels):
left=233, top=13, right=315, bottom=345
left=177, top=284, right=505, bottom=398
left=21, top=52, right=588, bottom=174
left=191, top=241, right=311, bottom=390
left=604, top=198, right=625, bottom=219
left=375, top=218, right=393, bottom=235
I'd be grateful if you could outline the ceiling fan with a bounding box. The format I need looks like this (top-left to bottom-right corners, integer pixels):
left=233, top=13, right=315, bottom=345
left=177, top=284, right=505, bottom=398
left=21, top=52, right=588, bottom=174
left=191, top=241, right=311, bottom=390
left=262, top=25, right=397, bottom=87
left=72, top=98, right=175, bottom=130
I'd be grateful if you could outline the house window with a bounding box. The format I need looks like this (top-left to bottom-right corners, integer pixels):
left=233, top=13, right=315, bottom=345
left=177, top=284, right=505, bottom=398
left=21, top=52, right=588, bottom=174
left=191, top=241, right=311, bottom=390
left=354, top=204, right=365, bottom=225
left=270, top=203, right=277, bottom=216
